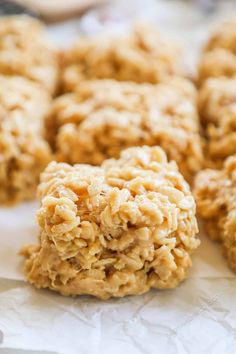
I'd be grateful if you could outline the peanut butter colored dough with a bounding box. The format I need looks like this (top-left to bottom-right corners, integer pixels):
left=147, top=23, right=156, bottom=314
left=21, top=146, right=200, bottom=299
left=62, top=24, right=185, bottom=92
left=0, top=15, right=58, bottom=94
left=46, top=78, right=203, bottom=183
left=0, top=75, right=52, bottom=204
left=194, top=155, right=236, bottom=272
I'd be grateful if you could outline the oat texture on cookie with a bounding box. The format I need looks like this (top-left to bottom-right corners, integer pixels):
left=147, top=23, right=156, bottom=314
left=194, top=155, right=236, bottom=272
left=21, top=146, right=200, bottom=299
left=0, top=75, right=52, bottom=204
left=0, top=15, right=58, bottom=94
left=61, top=24, right=185, bottom=92
left=46, top=78, right=203, bottom=183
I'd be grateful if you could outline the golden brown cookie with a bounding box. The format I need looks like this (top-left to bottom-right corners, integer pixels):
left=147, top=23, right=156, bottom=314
left=198, top=48, right=236, bottom=85
left=46, top=78, right=203, bottom=183
left=0, top=15, right=58, bottom=94
left=62, top=24, right=185, bottom=92
left=198, top=77, right=236, bottom=168
left=194, top=155, right=236, bottom=272
left=0, top=75, right=52, bottom=204
left=22, top=146, right=200, bottom=299
left=198, top=18, right=236, bottom=168
left=198, top=17, right=236, bottom=84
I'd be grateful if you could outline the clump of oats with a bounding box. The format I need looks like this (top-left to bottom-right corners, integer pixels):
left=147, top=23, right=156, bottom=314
left=0, top=15, right=58, bottom=94
left=62, top=24, right=185, bottom=92
left=46, top=78, right=203, bottom=183
left=198, top=77, right=236, bottom=168
left=21, top=146, right=200, bottom=299
left=198, top=17, right=236, bottom=168
left=0, top=75, right=52, bottom=204
left=194, top=155, right=236, bottom=272
left=199, top=17, right=236, bottom=85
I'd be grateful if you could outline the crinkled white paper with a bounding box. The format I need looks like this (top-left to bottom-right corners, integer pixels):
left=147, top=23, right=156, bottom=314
left=1, top=1, right=236, bottom=353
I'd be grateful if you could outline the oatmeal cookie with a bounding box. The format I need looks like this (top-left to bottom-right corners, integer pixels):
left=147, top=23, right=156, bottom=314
left=198, top=48, right=236, bottom=85
left=198, top=18, right=236, bottom=168
left=21, top=146, right=200, bottom=299
left=62, top=24, right=185, bottom=92
left=0, top=15, right=58, bottom=94
left=205, top=17, right=236, bottom=55
left=194, top=155, right=236, bottom=272
left=45, top=78, right=203, bottom=182
left=198, top=77, right=236, bottom=168
left=198, top=17, right=236, bottom=84
left=0, top=75, right=52, bottom=204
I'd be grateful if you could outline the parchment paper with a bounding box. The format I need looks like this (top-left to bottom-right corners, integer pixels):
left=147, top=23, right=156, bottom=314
left=1, top=1, right=236, bottom=353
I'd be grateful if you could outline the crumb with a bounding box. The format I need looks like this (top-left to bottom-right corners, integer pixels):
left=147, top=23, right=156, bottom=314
left=194, top=156, right=236, bottom=272
left=62, top=24, right=185, bottom=92
left=0, top=75, right=52, bottom=204
left=0, top=15, right=58, bottom=94
left=22, top=146, right=200, bottom=299
left=45, top=78, right=203, bottom=183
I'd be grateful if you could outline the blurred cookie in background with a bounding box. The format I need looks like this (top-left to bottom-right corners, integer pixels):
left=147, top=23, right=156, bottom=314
left=61, top=23, right=187, bottom=92
left=0, top=15, right=59, bottom=93
left=0, top=75, right=52, bottom=204
left=46, top=78, right=203, bottom=183
left=198, top=17, right=236, bottom=169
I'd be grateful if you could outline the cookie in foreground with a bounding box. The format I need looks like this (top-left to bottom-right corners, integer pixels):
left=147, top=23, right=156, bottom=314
left=0, top=15, right=58, bottom=94
left=46, top=78, right=203, bottom=183
left=194, top=156, right=236, bottom=272
left=0, top=75, right=52, bottom=204
left=21, top=146, right=200, bottom=299
left=62, top=23, right=185, bottom=92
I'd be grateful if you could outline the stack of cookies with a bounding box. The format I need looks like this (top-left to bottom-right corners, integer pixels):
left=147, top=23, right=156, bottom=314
left=195, top=18, right=236, bottom=273
left=1, top=15, right=211, bottom=299
left=0, top=16, right=58, bottom=204
left=198, top=18, right=236, bottom=169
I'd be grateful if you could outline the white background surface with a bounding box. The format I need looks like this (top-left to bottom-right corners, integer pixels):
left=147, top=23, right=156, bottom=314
left=1, top=1, right=236, bottom=353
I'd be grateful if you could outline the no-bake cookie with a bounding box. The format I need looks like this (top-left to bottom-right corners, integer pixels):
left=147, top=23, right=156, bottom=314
left=198, top=18, right=236, bottom=168
left=21, top=146, right=200, bottom=299
left=198, top=77, right=236, bottom=168
left=0, top=15, right=58, bottom=94
left=62, top=24, right=185, bottom=92
left=194, top=155, right=236, bottom=272
left=0, top=75, right=52, bottom=204
left=46, top=78, right=203, bottom=182
left=198, top=17, right=236, bottom=84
